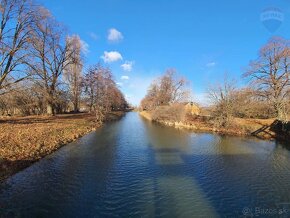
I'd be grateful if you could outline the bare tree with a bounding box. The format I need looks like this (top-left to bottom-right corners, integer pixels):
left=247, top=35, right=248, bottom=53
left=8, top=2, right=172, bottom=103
left=83, top=64, right=127, bottom=122
left=141, top=69, right=189, bottom=110
left=64, top=35, right=83, bottom=112
left=140, top=82, right=159, bottom=110
left=207, top=77, right=237, bottom=127
left=230, top=88, right=276, bottom=119
left=0, top=1, right=128, bottom=118
left=82, top=64, right=100, bottom=112
left=0, top=0, right=39, bottom=93
left=158, top=69, right=189, bottom=104
left=29, top=13, right=73, bottom=115
left=244, top=37, right=290, bottom=121
left=0, top=81, right=47, bottom=116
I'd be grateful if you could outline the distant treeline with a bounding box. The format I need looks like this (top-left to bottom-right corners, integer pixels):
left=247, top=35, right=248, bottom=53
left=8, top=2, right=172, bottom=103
left=0, top=0, right=127, bottom=119
left=141, top=37, right=290, bottom=126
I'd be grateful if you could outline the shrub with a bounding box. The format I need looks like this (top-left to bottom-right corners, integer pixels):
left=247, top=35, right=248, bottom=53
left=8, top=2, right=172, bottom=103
left=151, top=104, right=186, bottom=123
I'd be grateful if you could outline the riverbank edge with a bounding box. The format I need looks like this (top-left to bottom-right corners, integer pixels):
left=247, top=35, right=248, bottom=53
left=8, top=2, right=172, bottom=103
left=0, top=111, right=126, bottom=183
left=139, top=111, right=276, bottom=140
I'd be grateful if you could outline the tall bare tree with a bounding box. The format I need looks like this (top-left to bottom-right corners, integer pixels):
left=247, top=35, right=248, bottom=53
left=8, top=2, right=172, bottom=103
left=29, top=13, right=73, bottom=115
left=64, top=35, right=83, bottom=112
left=244, top=37, right=290, bottom=121
left=0, top=0, right=39, bottom=93
left=83, top=64, right=127, bottom=122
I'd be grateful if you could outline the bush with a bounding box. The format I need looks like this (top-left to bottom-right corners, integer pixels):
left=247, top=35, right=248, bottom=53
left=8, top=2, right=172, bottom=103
left=151, top=104, right=186, bottom=123
left=233, top=100, right=276, bottom=119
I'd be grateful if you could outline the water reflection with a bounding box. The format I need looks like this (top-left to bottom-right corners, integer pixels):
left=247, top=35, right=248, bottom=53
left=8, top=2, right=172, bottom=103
left=0, top=112, right=290, bottom=217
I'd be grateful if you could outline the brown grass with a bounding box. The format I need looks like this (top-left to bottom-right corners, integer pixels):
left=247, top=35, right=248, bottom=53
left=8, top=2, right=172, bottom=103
left=0, top=112, right=124, bottom=182
left=233, top=117, right=275, bottom=138
left=139, top=111, right=152, bottom=121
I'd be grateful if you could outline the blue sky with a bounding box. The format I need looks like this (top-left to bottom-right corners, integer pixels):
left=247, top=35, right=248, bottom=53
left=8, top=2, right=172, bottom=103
left=39, top=0, right=290, bottom=105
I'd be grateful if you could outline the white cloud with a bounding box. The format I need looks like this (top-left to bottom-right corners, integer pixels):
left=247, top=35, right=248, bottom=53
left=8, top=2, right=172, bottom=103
left=80, top=39, right=89, bottom=55
left=108, top=28, right=123, bottom=43
left=206, top=62, right=216, bottom=67
left=116, top=82, right=123, bottom=87
left=101, top=51, right=123, bottom=63
left=125, top=94, right=132, bottom=100
left=121, top=75, right=130, bottom=80
left=121, top=61, right=134, bottom=72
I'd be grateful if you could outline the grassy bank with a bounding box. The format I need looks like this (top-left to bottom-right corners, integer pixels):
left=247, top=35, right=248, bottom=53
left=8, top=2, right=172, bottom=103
left=0, top=112, right=125, bottom=182
left=139, top=111, right=277, bottom=140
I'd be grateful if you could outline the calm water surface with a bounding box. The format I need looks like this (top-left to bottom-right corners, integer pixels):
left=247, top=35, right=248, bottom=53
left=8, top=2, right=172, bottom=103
left=1, top=112, right=290, bottom=217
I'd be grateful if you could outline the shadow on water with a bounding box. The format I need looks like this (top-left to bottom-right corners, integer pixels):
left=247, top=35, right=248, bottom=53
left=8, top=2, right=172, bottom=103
left=251, top=119, right=290, bottom=149
left=141, top=115, right=290, bottom=217
left=1, top=112, right=290, bottom=217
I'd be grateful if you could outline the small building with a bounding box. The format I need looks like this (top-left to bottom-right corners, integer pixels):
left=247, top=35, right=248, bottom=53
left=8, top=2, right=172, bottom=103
left=184, top=102, right=201, bottom=116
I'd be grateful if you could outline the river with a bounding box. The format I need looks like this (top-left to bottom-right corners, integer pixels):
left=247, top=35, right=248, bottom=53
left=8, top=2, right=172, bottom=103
left=1, top=112, right=290, bottom=217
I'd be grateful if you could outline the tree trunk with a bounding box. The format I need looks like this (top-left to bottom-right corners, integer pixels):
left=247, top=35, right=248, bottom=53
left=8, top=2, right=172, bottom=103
left=274, top=101, right=287, bottom=121
left=47, top=103, right=54, bottom=115
left=73, top=97, right=79, bottom=113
